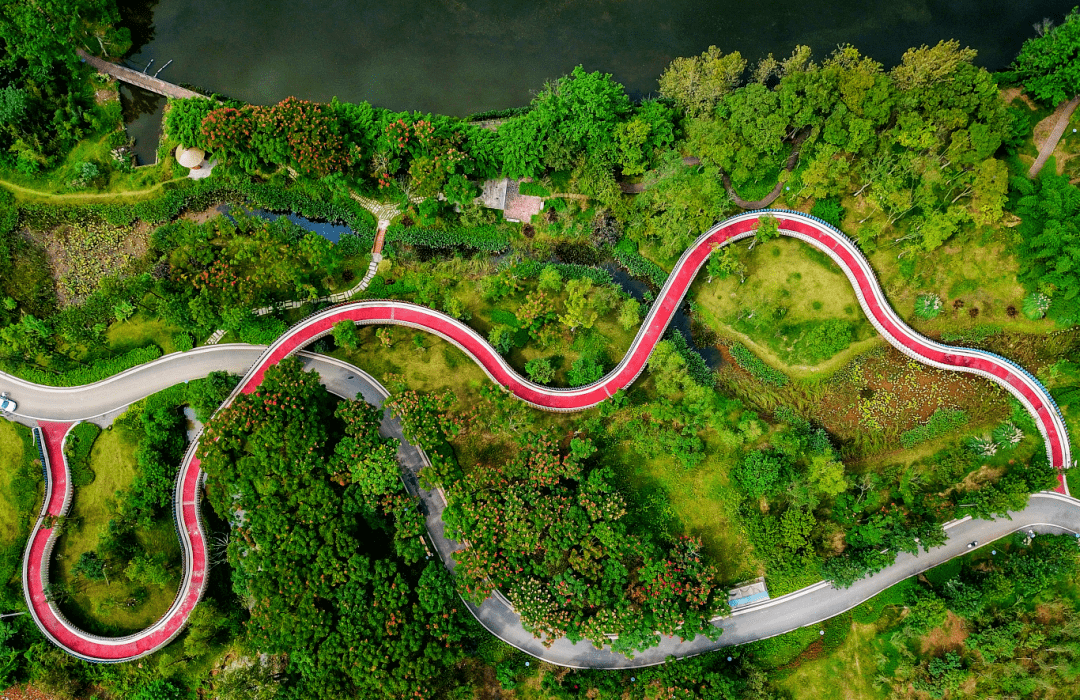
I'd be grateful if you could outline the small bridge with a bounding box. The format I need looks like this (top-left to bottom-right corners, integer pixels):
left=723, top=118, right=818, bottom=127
left=76, top=49, right=206, bottom=100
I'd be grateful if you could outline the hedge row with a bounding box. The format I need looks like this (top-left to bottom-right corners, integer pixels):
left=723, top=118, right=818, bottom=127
left=728, top=342, right=789, bottom=387
left=17, top=179, right=378, bottom=249
left=465, top=105, right=533, bottom=121
left=900, top=408, right=970, bottom=449
left=64, top=422, right=101, bottom=487
left=666, top=330, right=714, bottom=387
left=0, top=345, right=163, bottom=387
left=514, top=259, right=614, bottom=285
left=612, top=238, right=668, bottom=288
left=363, top=275, right=418, bottom=298
left=384, top=224, right=510, bottom=251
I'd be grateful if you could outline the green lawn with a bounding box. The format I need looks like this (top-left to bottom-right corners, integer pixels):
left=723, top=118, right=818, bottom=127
left=332, top=326, right=493, bottom=399
left=106, top=308, right=186, bottom=356
left=0, top=419, right=39, bottom=546
left=692, top=237, right=876, bottom=376
left=52, top=425, right=182, bottom=635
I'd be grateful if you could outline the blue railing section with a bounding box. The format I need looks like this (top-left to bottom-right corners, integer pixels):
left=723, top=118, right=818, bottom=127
left=729, top=591, right=770, bottom=608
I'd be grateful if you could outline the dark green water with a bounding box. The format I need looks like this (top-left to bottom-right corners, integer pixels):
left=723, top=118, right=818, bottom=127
left=121, top=0, right=1077, bottom=116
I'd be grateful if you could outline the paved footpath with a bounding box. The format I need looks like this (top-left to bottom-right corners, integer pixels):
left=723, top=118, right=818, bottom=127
left=1029, top=93, right=1080, bottom=177
left=5, top=211, right=1074, bottom=665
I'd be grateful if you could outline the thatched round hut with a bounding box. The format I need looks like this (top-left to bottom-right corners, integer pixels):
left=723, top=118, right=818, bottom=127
left=175, top=145, right=206, bottom=170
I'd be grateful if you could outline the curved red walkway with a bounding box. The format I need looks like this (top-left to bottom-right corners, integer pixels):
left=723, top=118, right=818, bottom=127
left=22, top=211, right=1073, bottom=662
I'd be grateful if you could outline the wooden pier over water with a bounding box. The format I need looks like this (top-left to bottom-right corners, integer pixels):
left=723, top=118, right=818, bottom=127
left=77, top=49, right=207, bottom=100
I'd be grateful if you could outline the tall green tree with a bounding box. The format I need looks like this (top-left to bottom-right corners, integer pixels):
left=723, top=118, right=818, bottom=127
left=1013, top=172, right=1080, bottom=326
left=659, top=45, right=747, bottom=117
left=500, top=66, right=631, bottom=177
left=1014, top=7, right=1080, bottom=106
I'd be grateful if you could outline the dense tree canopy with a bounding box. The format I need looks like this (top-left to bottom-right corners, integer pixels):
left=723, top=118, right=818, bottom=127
left=1012, top=171, right=1080, bottom=326
left=198, top=358, right=472, bottom=700
left=441, top=431, right=724, bottom=653
left=1014, top=6, right=1080, bottom=106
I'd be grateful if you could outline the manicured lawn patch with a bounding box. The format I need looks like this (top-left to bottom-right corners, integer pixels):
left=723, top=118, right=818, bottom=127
left=52, top=425, right=182, bottom=635
left=106, top=309, right=187, bottom=356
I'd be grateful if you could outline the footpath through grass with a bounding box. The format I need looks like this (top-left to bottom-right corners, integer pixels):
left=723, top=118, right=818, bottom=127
left=677, top=236, right=875, bottom=378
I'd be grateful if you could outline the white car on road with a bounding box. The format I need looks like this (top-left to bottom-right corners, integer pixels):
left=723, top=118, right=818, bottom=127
left=0, top=393, right=16, bottom=413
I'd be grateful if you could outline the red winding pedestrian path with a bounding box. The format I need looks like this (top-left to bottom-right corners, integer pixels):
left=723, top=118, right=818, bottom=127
left=21, top=211, right=1073, bottom=662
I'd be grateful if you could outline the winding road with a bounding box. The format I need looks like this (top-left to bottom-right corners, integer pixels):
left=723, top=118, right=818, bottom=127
left=5, top=210, right=1074, bottom=666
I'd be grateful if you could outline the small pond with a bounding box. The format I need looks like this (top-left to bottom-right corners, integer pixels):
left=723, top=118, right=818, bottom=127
left=220, top=205, right=354, bottom=243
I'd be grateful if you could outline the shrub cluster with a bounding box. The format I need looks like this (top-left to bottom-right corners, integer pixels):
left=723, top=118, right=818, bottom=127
left=513, top=259, right=613, bottom=285
left=900, top=408, right=970, bottom=449
left=384, top=224, right=509, bottom=251
left=728, top=342, right=789, bottom=386
left=612, top=238, right=668, bottom=288
left=64, top=422, right=101, bottom=487
left=0, top=345, right=162, bottom=387
left=666, top=330, right=714, bottom=387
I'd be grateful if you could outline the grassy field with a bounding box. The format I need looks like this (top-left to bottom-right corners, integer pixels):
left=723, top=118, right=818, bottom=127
left=674, top=236, right=876, bottom=376
left=0, top=94, right=182, bottom=203
left=638, top=227, right=884, bottom=379
left=52, top=425, right=181, bottom=635
left=866, top=228, right=1054, bottom=338
left=328, top=326, right=764, bottom=581
left=611, top=435, right=759, bottom=584
left=0, top=420, right=39, bottom=546
left=775, top=620, right=889, bottom=700
left=106, top=308, right=186, bottom=356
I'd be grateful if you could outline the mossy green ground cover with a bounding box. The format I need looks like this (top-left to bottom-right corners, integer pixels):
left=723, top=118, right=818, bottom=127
left=612, top=437, right=757, bottom=583
left=52, top=425, right=181, bottom=635
left=0, top=121, right=181, bottom=205
left=0, top=419, right=40, bottom=614
left=331, top=327, right=762, bottom=586
left=771, top=536, right=1080, bottom=700
left=867, top=227, right=1054, bottom=337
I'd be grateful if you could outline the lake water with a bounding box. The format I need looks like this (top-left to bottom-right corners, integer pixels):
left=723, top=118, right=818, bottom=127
left=122, top=0, right=1078, bottom=116
left=119, top=84, right=164, bottom=165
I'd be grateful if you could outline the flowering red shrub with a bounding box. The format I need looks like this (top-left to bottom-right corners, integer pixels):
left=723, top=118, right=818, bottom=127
left=201, top=97, right=358, bottom=177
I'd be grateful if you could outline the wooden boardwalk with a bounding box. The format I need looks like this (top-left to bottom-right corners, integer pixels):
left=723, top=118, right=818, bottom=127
left=76, top=49, right=206, bottom=100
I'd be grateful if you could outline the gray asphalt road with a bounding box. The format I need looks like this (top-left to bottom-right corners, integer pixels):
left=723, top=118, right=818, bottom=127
left=5, top=349, right=1080, bottom=669
left=308, top=358, right=1080, bottom=669
left=0, top=345, right=267, bottom=423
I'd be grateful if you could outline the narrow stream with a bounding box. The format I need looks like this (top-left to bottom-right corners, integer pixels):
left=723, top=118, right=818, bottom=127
left=220, top=204, right=353, bottom=242
left=214, top=204, right=723, bottom=369
left=604, top=264, right=723, bottom=370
